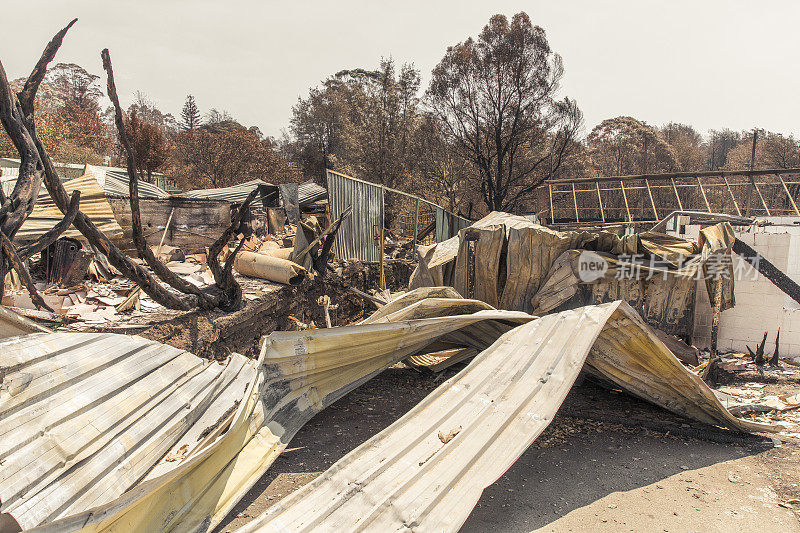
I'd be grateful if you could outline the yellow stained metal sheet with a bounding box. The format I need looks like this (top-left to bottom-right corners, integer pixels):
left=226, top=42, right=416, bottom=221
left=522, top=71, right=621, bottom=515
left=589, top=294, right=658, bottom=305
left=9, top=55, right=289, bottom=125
left=0, top=332, right=254, bottom=531
left=14, top=168, right=124, bottom=242
left=239, top=301, right=775, bottom=533
left=5, top=290, right=774, bottom=533
left=19, top=290, right=531, bottom=533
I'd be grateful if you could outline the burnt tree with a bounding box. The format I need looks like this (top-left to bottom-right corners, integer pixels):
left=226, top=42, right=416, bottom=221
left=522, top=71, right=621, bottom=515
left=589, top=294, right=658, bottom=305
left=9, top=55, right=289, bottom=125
left=0, top=20, right=258, bottom=311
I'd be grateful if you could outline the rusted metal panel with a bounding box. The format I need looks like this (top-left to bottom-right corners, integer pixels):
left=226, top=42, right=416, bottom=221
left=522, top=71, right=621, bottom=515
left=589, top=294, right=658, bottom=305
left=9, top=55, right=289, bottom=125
left=107, top=196, right=232, bottom=251
left=278, top=183, right=300, bottom=223
left=45, top=237, right=93, bottom=287
left=326, top=169, right=383, bottom=262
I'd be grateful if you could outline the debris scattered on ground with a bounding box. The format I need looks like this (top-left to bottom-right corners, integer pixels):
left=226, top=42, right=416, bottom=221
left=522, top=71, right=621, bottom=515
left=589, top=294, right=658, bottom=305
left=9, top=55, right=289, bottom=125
left=438, top=426, right=462, bottom=444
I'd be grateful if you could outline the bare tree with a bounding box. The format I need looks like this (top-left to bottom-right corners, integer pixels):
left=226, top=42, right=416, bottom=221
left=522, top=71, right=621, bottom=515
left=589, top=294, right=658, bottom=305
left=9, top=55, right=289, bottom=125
left=0, top=20, right=260, bottom=312
left=427, top=12, right=583, bottom=213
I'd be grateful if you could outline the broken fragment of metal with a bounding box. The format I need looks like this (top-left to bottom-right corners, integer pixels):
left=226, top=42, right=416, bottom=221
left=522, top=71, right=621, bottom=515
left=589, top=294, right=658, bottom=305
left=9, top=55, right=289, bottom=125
left=238, top=301, right=776, bottom=533
left=405, top=346, right=479, bottom=372
left=358, top=286, right=464, bottom=324
left=1, top=293, right=530, bottom=532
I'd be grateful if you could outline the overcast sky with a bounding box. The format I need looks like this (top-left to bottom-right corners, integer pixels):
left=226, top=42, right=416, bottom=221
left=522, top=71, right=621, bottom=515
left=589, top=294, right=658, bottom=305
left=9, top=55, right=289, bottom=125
left=2, top=0, right=798, bottom=139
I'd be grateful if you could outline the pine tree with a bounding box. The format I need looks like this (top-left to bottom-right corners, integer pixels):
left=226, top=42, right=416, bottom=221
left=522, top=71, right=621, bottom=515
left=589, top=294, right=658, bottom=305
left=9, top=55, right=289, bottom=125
left=180, top=94, right=201, bottom=131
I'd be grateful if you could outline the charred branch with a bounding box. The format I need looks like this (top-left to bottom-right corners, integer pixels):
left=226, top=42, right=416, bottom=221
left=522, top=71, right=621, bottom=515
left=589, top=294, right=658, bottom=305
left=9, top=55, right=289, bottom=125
left=0, top=231, right=51, bottom=311
left=312, top=207, right=351, bottom=276
left=5, top=24, right=197, bottom=310
left=206, top=185, right=266, bottom=310
left=754, top=331, right=767, bottom=366
left=4, top=21, right=319, bottom=314
left=733, top=239, right=800, bottom=306
left=18, top=19, right=78, bottom=116
left=0, top=60, right=45, bottom=239
left=17, top=190, right=80, bottom=260
left=102, top=48, right=217, bottom=309
left=770, top=329, right=781, bottom=367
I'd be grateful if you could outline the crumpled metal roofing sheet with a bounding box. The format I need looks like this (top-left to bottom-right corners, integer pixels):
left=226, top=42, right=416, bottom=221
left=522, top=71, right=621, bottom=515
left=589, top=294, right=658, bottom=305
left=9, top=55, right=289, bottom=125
left=0, top=332, right=255, bottom=531
left=411, top=211, right=735, bottom=339
left=23, top=291, right=529, bottom=533
left=4, top=291, right=775, bottom=533
left=102, top=169, right=171, bottom=199
left=240, top=301, right=775, bottom=533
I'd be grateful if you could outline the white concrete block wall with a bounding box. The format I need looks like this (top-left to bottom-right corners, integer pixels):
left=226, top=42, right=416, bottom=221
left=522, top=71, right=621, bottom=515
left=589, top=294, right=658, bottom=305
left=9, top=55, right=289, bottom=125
left=713, top=223, right=800, bottom=360
left=680, top=218, right=800, bottom=361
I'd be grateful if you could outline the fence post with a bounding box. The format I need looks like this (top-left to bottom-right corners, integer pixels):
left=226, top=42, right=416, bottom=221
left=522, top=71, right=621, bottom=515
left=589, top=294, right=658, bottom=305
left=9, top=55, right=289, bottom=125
left=778, top=173, right=800, bottom=216
left=379, top=186, right=386, bottom=290
left=644, top=179, right=658, bottom=220
left=722, top=176, right=741, bottom=216
left=696, top=176, right=712, bottom=213
left=619, top=180, right=632, bottom=222
left=671, top=178, right=684, bottom=210
left=571, top=183, right=579, bottom=222
left=596, top=182, right=605, bottom=223
left=412, top=198, right=420, bottom=247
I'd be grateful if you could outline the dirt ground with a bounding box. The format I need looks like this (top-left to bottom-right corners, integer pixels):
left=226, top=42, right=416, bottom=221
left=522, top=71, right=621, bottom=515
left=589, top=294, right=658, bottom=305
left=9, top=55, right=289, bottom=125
left=215, top=368, right=800, bottom=532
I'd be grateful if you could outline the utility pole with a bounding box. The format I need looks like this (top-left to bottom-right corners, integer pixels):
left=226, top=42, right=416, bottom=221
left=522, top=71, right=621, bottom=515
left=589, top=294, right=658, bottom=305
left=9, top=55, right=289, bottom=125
left=642, top=135, right=648, bottom=174
left=750, top=129, right=759, bottom=171
left=745, top=129, right=759, bottom=217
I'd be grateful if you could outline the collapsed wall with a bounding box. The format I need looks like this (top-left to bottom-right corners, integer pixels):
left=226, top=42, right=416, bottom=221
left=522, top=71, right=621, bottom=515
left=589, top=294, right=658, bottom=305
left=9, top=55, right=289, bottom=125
left=675, top=217, right=800, bottom=360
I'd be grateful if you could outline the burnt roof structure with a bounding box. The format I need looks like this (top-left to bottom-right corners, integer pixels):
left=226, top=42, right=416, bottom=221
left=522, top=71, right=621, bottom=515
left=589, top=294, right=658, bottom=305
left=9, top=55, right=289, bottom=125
left=537, top=168, right=800, bottom=227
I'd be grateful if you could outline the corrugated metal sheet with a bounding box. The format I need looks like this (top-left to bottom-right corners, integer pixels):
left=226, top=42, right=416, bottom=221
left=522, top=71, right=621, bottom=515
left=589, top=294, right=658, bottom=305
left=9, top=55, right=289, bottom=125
left=14, top=170, right=125, bottom=242
left=405, top=346, right=478, bottom=371
left=327, top=170, right=383, bottom=262
left=1, top=173, right=18, bottom=197
left=176, top=180, right=279, bottom=204
left=239, top=301, right=775, bottom=533
left=0, top=157, right=84, bottom=180
left=0, top=332, right=255, bottom=530
left=411, top=211, right=734, bottom=338
left=6, top=289, right=775, bottom=533
left=435, top=206, right=471, bottom=243
left=100, top=169, right=171, bottom=199
left=297, top=181, right=327, bottom=206
left=0, top=305, right=50, bottom=339
left=29, top=290, right=530, bottom=533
